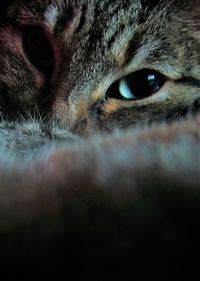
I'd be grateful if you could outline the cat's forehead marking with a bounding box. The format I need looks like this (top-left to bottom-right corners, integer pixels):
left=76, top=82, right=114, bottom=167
left=111, top=29, right=133, bottom=67
left=44, top=4, right=59, bottom=30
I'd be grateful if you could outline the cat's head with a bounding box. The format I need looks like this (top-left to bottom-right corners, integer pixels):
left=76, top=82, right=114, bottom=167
left=0, top=0, right=199, bottom=135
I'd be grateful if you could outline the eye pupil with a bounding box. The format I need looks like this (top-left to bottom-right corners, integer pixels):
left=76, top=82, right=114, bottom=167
left=106, top=69, right=166, bottom=100
left=22, top=26, right=55, bottom=76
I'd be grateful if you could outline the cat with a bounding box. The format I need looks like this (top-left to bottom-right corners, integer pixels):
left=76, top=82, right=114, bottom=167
left=0, top=0, right=200, bottom=279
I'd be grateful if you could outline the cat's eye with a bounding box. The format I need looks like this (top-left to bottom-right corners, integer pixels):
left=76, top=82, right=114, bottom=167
left=22, top=26, right=55, bottom=76
left=106, top=69, right=166, bottom=100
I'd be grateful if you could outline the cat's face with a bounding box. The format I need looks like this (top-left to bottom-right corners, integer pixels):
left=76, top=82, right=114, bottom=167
left=0, top=0, right=200, bottom=135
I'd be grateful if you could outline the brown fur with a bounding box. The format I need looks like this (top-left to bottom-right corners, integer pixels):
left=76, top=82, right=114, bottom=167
left=0, top=0, right=200, bottom=279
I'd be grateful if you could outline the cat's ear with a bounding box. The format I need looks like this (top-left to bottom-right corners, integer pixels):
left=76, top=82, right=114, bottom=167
left=0, top=1, right=14, bottom=13
left=0, top=0, right=14, bottom=23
